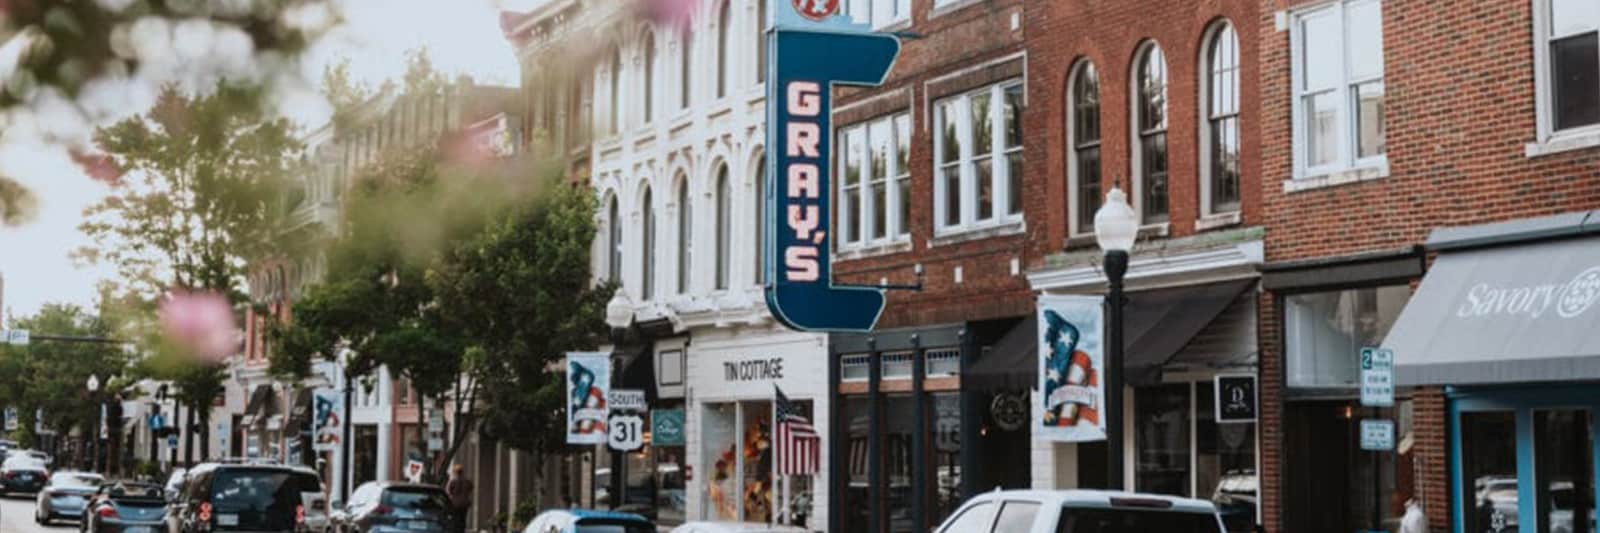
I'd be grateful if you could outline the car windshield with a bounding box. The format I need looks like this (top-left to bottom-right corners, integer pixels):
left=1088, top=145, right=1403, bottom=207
left=574, top=518, right=655, bottom=533
left=209, top=469, right=323, bottom=530
left=3, top=456, right=45, bottom=470
left=382, top=487, right=449, bottom=511
left=50, top=473, right=103, bottom=488
left=110, top=483, right=165, bottom=500
left=1058, top=508, right=1222, bottom=533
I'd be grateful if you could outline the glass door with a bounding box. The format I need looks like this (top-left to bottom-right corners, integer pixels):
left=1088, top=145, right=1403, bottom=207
left=1453, top=388, right=1600, bottom=533
left=1533, top=409, right=1594, bottom=533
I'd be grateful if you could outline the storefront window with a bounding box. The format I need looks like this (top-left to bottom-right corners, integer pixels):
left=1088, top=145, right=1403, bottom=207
left=1284, top=399, right=1413, bottom=533
left=1197, top=382, right=1258, bottom=532
left=655, top=447, right=686, bottom=525
left=741, top=401, right=773, bottom=522
left=1463, top=410, right=1519, bottom=533
left=930, top=392, right=963, bottom=525
left=1534, top=409, right=1594, bottom=533
left=703, top=403, right=738, bottom=521
left=623, top=447, right=654, bottom=508
left=844, top=396, right=871, bottom=533
left=1135, top=383, right=1192, bottom=497
left=884, top=394, right=915, bottom=532
left=1285, top=285, right=1409, bottom=388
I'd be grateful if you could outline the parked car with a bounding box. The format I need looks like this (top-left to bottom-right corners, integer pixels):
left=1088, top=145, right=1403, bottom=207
left=523, top=509, right=655, bottom=533
left=935, top=490, right=1226, bottom=533
left=33, top=471, right=104, bottom=525
left=165, top=462, right=326, bottom=533
left=163, top=467, right=188, bottom=502
left=668, top=522, right=809, bottom=533
left=0, top=454, right=50, bottom=495
left=333, top=481, right=451, bottom=533
left=82, top=480, right=168, bottom=533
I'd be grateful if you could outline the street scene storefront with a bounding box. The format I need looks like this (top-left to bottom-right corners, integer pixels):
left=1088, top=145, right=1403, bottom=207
left=1382, top=213, right=1600, bottom=533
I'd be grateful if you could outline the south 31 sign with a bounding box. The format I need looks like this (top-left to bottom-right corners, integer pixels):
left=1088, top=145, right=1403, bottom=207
left=765, top=0, right=901, bottom=332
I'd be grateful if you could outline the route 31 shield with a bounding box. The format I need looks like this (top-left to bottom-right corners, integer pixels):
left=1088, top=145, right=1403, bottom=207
left=608, top=413, right=645, bottom=452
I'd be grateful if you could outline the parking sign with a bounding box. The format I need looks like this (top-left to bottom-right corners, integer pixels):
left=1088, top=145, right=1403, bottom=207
left=1359, top=347, right=1394, bottom=407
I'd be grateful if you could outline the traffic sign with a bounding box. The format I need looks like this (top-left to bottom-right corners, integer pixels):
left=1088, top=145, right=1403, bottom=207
left=2, top=329, right=28, bottom=345
left=607, top=413, right=645, bottom=452
left=1360, top=419, right=1394, bottom=451
left=167, top=435, right=179, bottom=449
left=608, top=389, right=646, bottom=413
left=1359, top=347, right=1394, bottom=407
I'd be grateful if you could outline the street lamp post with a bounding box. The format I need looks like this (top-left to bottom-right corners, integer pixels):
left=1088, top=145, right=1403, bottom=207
left=87, top=374, right=101, bottom=473
left=1093, top=187, right=1138, bottom=491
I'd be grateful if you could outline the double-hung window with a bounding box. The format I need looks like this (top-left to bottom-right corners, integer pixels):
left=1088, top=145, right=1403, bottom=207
left=933, top=80, right=1024, bottom=236
left=1291, top=0, right=1385, bottom=179
left=1535, top=0, right=1600, bottom=142
left=1203, top=23, right=1241, bottom=216
left=838, top=112, right=911, bottom=250
left=848, top=0, right=910, bottom=28
left=1068, top=61, right=1101, bottom=236
left=1132, top=43, right=1169, bottom=224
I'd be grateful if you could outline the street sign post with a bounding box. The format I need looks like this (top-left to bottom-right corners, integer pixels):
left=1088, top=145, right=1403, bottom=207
left=1359, top=347, right=1394, bottom=407
left=608, top=389, right=646, bottom=413
left=607, top=413, right=644, bottom=452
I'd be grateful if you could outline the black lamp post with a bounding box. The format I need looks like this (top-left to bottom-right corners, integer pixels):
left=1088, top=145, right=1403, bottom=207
left=86, top=374, right=102, bottom=473
left=1093, top=187, right=1138, bottom=491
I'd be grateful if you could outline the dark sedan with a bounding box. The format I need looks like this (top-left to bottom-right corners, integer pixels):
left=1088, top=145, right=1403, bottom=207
left=34, top=471, right=103, bottom=525
left=0, top=455, right=50, bottom=495
left=83, top=481, right=168, bottom=533
left=335, top=481, right=451, bottom=533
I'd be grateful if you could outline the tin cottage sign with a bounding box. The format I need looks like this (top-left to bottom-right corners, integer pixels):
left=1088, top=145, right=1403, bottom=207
left=764, top=0, right=901, bottom=332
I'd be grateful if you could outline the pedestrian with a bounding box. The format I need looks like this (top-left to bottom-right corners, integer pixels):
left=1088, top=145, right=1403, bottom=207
left=1399, top=497, right=1427, bottom=533
left=445, top=463, right=474, bottom=533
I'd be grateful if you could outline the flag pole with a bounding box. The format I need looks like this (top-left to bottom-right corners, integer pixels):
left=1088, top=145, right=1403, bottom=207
left=771, top=386, right=779, bottom=527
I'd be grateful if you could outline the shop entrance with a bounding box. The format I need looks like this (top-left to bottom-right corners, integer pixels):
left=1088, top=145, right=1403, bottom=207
left=1283, top=399, right=1414, bottom=533
left=1452, top=387, right=1598, bottom=533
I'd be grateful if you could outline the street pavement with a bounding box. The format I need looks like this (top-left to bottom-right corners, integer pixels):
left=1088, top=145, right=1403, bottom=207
left=0, top=493, right=76, bottom=533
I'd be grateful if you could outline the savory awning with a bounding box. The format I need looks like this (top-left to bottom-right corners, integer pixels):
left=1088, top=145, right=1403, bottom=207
left=1386, top=234, right=1600, bottom=385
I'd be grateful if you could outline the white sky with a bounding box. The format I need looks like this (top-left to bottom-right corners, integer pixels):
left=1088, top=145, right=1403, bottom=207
left=0, top=0, right=546, bottom=322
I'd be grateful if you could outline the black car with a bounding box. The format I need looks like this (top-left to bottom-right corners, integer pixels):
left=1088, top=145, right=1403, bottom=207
left=334, top=481, right=451, bottom=533
left=0, top=455, right=49, bottom=495
left=166, top=463, right=325, bottom=533
left=33, top=471, right=103, bottom=525
left=82, top=480, right=167, bottom=533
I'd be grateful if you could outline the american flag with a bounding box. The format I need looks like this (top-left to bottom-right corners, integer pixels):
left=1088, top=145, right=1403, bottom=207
left=775, top=385, right=821, bottom=476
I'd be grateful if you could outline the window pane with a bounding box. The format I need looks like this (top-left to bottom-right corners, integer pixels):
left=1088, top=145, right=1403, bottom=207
left=1355, top=82, right=1386, bottom=158
left=1302, top=11, right=1341, bottom=91
left=1141, top=132, right=1168, bottom=223
left=1552, top=0, right=1600, bottom=37
left=976, top=156, right=994, bottom=221
left=1196, top=382, right=1257, bottom=533
left=972, top=91, right=993, bottom=154
left=1347, top=0, right=1384, bottom=81
left=895, top=114, right=911, bottom=175
left=1135, top=383, right=1191, bottom=497
left=930, top=393, right=963, bottom=524
left=678, top=183, right=692, bottom=293
left=716, top=170, right=730, bottom=290
left=741, top=401, right=773, bottom=521
left=938, top=100, right=962, bottom=164
left=1007, top=151, right=1023, bottom=216
left=870, top=119, right=891, bottom=240
left=756, top=0, right=767, bottom=83
left=842, top=395, right=870, bottom=529
left=884, top=393, right=915, bottom=532
left=1003, top=84, right=1023, bottom=148
left=942, top=164, right=961, bottom=227
left=847, top=188, right=861, bottom=243
left=1074, top=64, right=1101, bottom=144
left=644, top=37, right=656, bottom=122
left=702, top=403, right=738, bottom=521
left=993, top=502, right=1041, bottom=533
left=717, top=1, right=729, bottom=99
left=754, top=164, right=764, bottom=283
left=1076, top=146, right=1100, bottom=233
left=1210, top=25, right=1240, bottom=117
left=1284, top=285, right=1410, bottom=388
left=896, top=176, right=910, bottom=237
left=1305, top=91, right=1339, bottom=167
left=872, top=181, right=887, bottom=240
left=943, top=503, right=997, bottom=533
left=844, top=127, right=863, bottom=243
left=1534, top=409, right=1595, bottom=533
left=1552, top=33, right=1600, bottom=131
left=1211, top=116, right=1241, bottom=213
left=1463, top=411, right=1519, bottom=533
left=1139, top=47, right=1167, bottom=130
left=643, top=190, right=654, bottom=298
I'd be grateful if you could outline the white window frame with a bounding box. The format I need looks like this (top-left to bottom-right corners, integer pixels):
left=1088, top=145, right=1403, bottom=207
left=1066, top=61, right=1101, bottom=238
left=1530, top=0, right=1600, bottom=152
left=642, top=32, right=657, bottom=126
left=932, top=80, right=1025, bottom=237
left=1199, top=21, right=1242, bottom=218
left=1289, top=0, right=1387, bottom=180
left=675, top=176, right=693, bottom=295
left=1129, top=41, right=1169, bottom=225
left=848, top=0, right=911, bottom=29
left=837, top=112, right=913, bottom=251
left=714, top=164, right=732, bottom=291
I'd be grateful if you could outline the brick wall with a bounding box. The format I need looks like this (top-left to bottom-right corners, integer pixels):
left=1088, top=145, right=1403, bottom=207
left=832, top=0, right=1031, bottom=328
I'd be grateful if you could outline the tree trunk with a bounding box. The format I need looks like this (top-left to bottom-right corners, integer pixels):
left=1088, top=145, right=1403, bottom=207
left=200, top=410, right=212, bottom=461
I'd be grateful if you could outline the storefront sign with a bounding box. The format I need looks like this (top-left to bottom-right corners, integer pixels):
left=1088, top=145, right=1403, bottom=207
left=723, top=358, right=785, bottom=382
left=652, top=409, right=685, bottom=447
left=1036, top=295, right=1106, bottom=443
left=1359, top=347, right=1394, bottom=407
left=566, top=352, right=611, bottom=445
left=763, top=0, right=900, bottom=333
left=990, top=393, right=1027, bottom=431
left=1454, top=266, right=1600, bottom=319
left=312, top=389, right=342, bottom=452
left=608, top=413, right=645, bottom=452
left=1214, top=374, right=1257, bottom=423
left=609, top=389, right=647, bottom=412
left=1359, top=419, right=1394, bottom=451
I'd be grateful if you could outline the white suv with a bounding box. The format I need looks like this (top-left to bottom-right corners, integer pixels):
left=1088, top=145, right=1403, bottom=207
left=935, top=490, right=1226, bottom=533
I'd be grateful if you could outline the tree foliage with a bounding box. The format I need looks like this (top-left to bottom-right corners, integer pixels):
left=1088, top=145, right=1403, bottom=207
left=0, top=303, right=131, bottom=442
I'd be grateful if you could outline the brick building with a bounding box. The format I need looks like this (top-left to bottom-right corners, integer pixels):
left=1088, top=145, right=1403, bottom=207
left=1253, top=1, right=1600, bottom=533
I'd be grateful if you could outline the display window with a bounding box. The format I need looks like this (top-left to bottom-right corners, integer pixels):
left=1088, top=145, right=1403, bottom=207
left=701, top=399, right=811, bottom=524
left=1452, top=387, right=1598, bottom=533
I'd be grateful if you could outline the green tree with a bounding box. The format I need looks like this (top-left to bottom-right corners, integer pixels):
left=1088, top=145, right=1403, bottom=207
left=0, top=303, right=130, bottom=467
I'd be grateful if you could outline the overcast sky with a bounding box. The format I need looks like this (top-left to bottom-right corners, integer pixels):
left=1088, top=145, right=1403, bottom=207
left=0, top=0, right=545, bottom=323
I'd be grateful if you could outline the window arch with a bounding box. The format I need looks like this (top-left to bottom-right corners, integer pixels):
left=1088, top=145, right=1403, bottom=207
left=606, top=194, right=622, bottom=284
left=714, top=164, right=731, bottom=290
left=1203, top=22, right=1241, bottom=216
left=680, top=29, right=693, bottom=109
left=752, top=151, right=766, bottom=284
left=1067, top=60, right=1102, bottom=236
left=609, top=47, right=623, bottom=134
left=640, top=187, right=655, bottom=300
left=676, top=175, right=693, bottom=294
left=643, top=32, right=657, bottom=124
left=716, top=0, right=731, bottom=99
left=1132, top=42, right=1168, bottom=224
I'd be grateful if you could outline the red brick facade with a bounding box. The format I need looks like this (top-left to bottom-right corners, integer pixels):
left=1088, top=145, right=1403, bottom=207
left=1254, top=1, right=1600, bottom=532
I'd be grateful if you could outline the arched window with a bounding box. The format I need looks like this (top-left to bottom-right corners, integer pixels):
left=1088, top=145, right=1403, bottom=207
left=680, top=30, right=693, bottom=109
left=607, top=195, right=622, bottom=284
left=1204, top=22, right=1241, bottom=215
left=643, top=33, right=656, bottom=124
left=752, top=154, right=765, bottom=284
left=756, top=0, right=767, bottom=84
left=714, top=165, right=731, bottom=290
left=1133, top=43, right=1168, bottom=224
left=609, top=47, right=623, bottom=134
left=1068, top=61, right=1102, bottom=235
left=676, top=176, right=693, bottom=294
left=641, top=187, right=655, bottom=299
left=716, top=0, right=731, bottom=99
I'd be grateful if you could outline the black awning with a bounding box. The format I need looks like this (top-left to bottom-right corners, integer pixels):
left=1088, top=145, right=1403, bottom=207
left=287, top=388, right=315, bottom=429
left=616, top=345, right=656, bottom=402
left=967, top=316, right=1037, bottom=392
left=1123, top=279, right=1255, bottom=385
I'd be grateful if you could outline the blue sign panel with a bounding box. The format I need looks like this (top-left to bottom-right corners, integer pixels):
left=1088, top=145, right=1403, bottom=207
left=764, top=1, right=901, bottom=332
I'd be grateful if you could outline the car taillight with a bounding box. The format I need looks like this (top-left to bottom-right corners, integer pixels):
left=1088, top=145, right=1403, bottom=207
left=296, top=504, right=305, bottom=524
left=97, top=505, right=118, bottom=518
left=198, top=501, right=213, bottom=522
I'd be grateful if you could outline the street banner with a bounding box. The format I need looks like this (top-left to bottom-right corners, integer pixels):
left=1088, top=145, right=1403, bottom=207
left=566, top=352, right=611, bottom=445
left=312, top=389, right=342, bottom=452
left=651, top=409, right=685, bottom=447
left=1037, top=295, right=1106, bottom=442
left=762, top=0, right=901, bottom=332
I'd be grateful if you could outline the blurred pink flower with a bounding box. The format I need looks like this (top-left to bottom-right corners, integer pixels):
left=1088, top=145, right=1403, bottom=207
left=159, top=290, right=239, bottom=363
left=637, top=0, right=700, bottom=28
